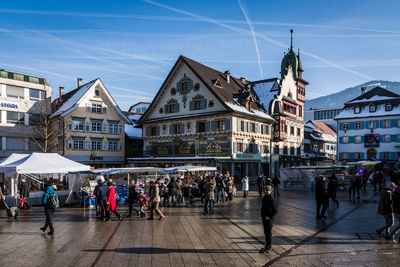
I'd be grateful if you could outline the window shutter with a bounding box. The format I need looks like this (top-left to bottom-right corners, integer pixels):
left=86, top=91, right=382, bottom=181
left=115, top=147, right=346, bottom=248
left=205, top=121, right=210, bottom=132
left=67, top=140, right=73, bottom=150
left=156, top=126, right=160, bottom=136
left=360, top=152, right=364, bottom=160
left=349, top=136, right=355, bottom=143
left=379, top=152, right=383, bottom=160
left=189, top=101, right=194, bottom=111
left=118, top=124, right=123, bottom=134
left=245, top=121, right=249, bottom=132
left=164, top=104, right=169, bottom=114
left=86, top=103, right=91, bottom=112
left=211, top=120, right=216, bottom=132
left=169, top=125, right=174, bottom=135
left=225, top=118, right=231, bottom=131
left=349, top=122, right=355, bottom=130
left=86, top=140, right=92, bottom=150
left=339, top=137, right=342, bottom=144
left=103, top=141, right=108, bottom=151
left=176, top=103, right=180, bottom=112
left=102, top=107, right=107, bottom=114
left=339, top=123, right=343, bottom=131
left=146, top=126, right=150, bottom=136
left=102, top=123, right=107, bottom=133
left=180, top=123, right=184, bottom=134
left=67, top=120, right=72, bottom=131
left=203, top=99, right=207, bottom=109
left=391, top=135, right=397, bottom=142
left=189, top=80, right=193, bottom=89
left=391, top=119, right=397, bottom=127
left=233, top=142, right=237, bottom=153
left=361, top=136, right=365, bottom=143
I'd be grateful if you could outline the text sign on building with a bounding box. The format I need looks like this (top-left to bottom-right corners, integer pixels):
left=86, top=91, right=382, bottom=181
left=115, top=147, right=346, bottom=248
left=151, top=142, right=173, bottom=157
left=0, top=102, right=18, bottom=109
left=198, top=138, right=230, bottom=156
left=364, top=134, right=380, bottom=148
left=174, top=140, right=196, bottom=157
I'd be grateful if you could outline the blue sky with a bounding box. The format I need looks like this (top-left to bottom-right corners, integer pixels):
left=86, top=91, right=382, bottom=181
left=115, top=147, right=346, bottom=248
left=1, top=0, right=400, bottom=110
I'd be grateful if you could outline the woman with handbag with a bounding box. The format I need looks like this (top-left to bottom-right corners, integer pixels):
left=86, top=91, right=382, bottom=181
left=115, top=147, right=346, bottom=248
left=105, top=181, right=121, bottom=222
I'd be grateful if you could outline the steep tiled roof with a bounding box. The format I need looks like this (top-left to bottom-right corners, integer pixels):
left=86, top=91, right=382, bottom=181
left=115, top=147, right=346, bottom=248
left=309, top=120, right=337, bottom=137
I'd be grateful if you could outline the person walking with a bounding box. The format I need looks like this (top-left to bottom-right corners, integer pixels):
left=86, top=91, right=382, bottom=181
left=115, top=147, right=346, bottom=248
left=241, top=176, right=249, bottom=197
left=96, top=176, right=107, bottom=219
left=40, top=182, right=58, bottom=235
left=226, top=176, right=234, bottom=201
left=168, top=178, right=178, bottom=207
left=259, top=186, right=277, bottom=253
left=19, top=178, right=30, bottom=209
left=315, top=176, right=328, bottom=219
left=216, top=174, right=226, bottom=202
left=148, top=181, right=165, bottom=220
left=203, top=178, right=215, bottom=215
left=376, top=182, right=396, bottom=239
left=128, top=182, right=138, bottom=217
left=199, top=176, right=206, bottom=204
left=176, top=178, right=183, bottom=206
left=327, top=173, right=339, bottom=208
left=389, top=185, right=400, bottom=242
left=272, top=175, right=280, bottom=198
left=105, top=181, right=121, bottom=222
left=257, top=174, right=263, bottom=197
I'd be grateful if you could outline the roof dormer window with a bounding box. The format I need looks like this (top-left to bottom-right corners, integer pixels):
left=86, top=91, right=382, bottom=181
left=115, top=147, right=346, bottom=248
left=369, top=104, right=376, bottom=113
left=385, top=103, right=392, bottom=111
left=354, top=106, right=360, bottom=114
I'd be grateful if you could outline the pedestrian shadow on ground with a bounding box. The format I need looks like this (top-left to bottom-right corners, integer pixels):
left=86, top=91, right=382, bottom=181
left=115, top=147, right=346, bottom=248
left=0, top=231, right=42, bottom=235
left=83, top=247, right=259, bottom=254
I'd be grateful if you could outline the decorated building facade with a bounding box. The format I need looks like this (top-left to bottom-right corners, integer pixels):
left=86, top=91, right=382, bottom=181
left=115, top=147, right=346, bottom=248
left=131, top=56, right=275, bottom=180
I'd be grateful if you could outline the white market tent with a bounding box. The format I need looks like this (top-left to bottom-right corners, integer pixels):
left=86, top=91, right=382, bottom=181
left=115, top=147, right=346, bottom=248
left=0, top=153, right=29, bottom=167
left=164, top=165, right=217, bottom=172
left=0, top=152, right=91, bottom=178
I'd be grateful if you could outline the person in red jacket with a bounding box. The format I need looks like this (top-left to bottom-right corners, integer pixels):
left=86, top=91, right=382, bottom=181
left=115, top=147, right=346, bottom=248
left=105, top=181, right=121, bottom=222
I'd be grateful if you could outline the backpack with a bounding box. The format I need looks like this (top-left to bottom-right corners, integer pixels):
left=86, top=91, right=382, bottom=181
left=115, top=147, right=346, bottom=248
left=50, top=193, right=59, bottom=209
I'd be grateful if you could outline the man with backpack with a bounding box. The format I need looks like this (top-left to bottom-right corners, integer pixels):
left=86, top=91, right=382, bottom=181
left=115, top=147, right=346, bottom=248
left=40, top=181, right=58, bottom=235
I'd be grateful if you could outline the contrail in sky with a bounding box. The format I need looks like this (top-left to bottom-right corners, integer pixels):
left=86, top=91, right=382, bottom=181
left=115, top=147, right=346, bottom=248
left=142, top=0, right=374, bottom=80
left=238, top=0, right=263, bottom=79
left=1, top=8, right=400, bottom=35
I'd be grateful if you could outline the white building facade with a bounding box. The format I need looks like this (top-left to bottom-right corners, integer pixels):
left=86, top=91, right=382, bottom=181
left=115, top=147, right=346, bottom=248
left=335, top=87, right=400, bottom=162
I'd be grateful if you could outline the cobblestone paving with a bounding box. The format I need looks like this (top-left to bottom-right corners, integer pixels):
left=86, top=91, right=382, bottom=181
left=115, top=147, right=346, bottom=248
left=0, top=187, right=398, bottom=266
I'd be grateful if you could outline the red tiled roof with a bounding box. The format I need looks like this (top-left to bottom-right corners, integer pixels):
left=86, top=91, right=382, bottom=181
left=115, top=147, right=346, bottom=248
left=309, top=120, right=337, bottom=137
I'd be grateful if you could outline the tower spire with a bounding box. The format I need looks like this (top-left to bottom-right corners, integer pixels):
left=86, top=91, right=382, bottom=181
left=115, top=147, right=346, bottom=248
left=290, top=29, right=293, bottom=50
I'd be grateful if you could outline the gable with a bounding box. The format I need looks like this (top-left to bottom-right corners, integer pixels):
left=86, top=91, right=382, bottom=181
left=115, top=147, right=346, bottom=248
left=142, top=60, right=228, bottom=122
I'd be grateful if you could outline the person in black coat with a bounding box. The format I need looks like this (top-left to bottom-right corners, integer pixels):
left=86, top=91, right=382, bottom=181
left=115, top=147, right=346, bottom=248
left=19, top=178, right=30, bottom=209
left=259, top=186, right=277, bottom=253
left=167, top=178, right=178, bottom=207
left=315, top=176, right=328, bottom=219
left=128, top=182, right=138, bottom=217
left=97, top=179, right=108, bottom=218
left=327, top=173, right=339, bottom=208
left=257, top=174, right=263, bottom=197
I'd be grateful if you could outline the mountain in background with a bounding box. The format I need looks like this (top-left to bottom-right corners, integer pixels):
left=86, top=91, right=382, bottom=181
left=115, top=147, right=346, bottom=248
left=305, top=80, right=400, bottom=110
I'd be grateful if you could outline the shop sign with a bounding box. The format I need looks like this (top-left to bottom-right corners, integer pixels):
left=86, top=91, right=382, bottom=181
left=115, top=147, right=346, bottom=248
left=198, top=138, right=230, bottom=156
left=0, top=102, right=18, bottom=109
left=236, top=153, right=254, bottom=159
left=174, top=140, right=196, bottom=156
left=151, top=142, right=173, bottom=157
left=364, top=134, right=379, bottom=148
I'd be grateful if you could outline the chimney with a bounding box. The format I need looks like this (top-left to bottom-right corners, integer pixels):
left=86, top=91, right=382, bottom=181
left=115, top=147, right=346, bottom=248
left=361, top=87, right=366, bottom=95
left=77, top=78, right=83, bottom=88
left=240, top=77, right=246, bottom=84
left=224, top=70, right=231, bottom=83
left=59, top=86, right=64, bottom=97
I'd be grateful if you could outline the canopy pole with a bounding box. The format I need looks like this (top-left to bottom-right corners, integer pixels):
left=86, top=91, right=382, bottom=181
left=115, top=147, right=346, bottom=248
left=127, top=173, right=130, bottom=186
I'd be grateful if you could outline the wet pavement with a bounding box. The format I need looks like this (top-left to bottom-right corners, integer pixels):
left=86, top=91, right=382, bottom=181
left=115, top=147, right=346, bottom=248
left=0, top=187, right=398, bottom=266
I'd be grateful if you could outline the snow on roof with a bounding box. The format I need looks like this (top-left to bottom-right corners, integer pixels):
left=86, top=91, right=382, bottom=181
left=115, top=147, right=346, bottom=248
left=53, top=80, right=96, bottom=117
left=310, top=133, right=336, bottom=143
left=252, top=81, right=277, bottom=114
left=335, top=102, right=400, bottom=120
left=125, top=124, right=142, bottom=138
left=348, top=95, right=397, bottom=104
left=224, top=101, right=274, bottom=121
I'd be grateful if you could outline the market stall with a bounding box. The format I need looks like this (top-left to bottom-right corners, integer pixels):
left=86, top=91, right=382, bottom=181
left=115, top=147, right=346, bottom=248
left=0, top=152, right=91, bottom=206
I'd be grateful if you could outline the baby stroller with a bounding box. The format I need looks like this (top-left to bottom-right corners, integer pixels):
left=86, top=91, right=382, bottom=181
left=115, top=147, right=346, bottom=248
left=137, top=192, right=148, bottom=218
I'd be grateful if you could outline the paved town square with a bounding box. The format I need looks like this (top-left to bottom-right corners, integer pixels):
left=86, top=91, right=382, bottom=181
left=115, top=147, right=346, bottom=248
left=0, top=189, right=398, bottom=267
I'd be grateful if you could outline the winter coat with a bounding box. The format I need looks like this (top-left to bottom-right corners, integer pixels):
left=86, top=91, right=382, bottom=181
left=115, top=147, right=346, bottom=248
left=257, top=177, right=263, bottom=188
left=19, top=182, right=30, bottom=198
left=393, top=187, right=400, bottom=214
left=150, top=184, right=161, bottom=203
left=128, top=185, right=138, bottom=202
left=177, top=181, right=183, bottom=195
left=272, top=177, right=280, bottom=186
left=98, top=184, right=108, bottom=201
left=315, top=180, right=328, bottom=204
left=168, top=180, right=178, bottom=196
left=378, top=189, right=393, bottom=215
left=241, top=178, right=249, bottom=191
left=42, top=185, right=58, bottom=209
left=106, top=186, right=117, bottom=211
left=327, top=175, right=337, bottom=198
left=205, top=182, right=215, bottom=201
left=261, top=193, right=277, bottom=219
